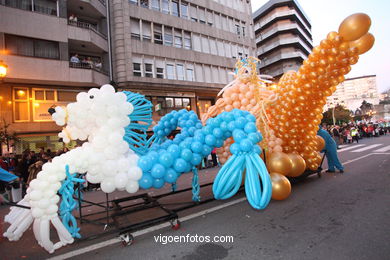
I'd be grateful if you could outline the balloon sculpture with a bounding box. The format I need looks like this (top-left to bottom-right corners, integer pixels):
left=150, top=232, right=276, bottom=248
left=3, top=85, right=271, bottom=253
left=203, top=13, right=374, bottom=200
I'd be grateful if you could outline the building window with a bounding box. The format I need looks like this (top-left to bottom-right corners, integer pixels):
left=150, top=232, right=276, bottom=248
left=162, top=0, right=169, bottom=14
left=180, top=2, right=188, bottom=19
left=166, top=64, right=175, bottom=79
left=190, top=5, right=198, bottom=22
left=176, top=64, right=184, bottom=80
left=5, top=34, right=59, bottom=59
left=142, top=21, right=152, bottom=42
left=156, top=67, right=164, bottom=78
left=133, top=63, right=142, bottom=76
left=242, top=26, right=245, bottom=37
left=157, top=97, right=191, bottom=115
left=130, top=18, right=140, bottom=40
left=154, top=24, right=163, bottom=44
left=171, top=1, right=179, bottom=16
left=34, top=0, right=58, bottom=16
left=235, top=24, right=240, bottom=36
left=129, top=0, right=138, bottom=5
left=13, top=88, right=30, bottom=122
left=151, top=0, right=159, bottom=10
left=184, top=32, right=191, bottom=50
left=174, top=30, right=182, bottom=48
left=198, top=7, right=206, bottom=24
left=140, top=0, right=148, bottom=8
left=164, top=27, right=173, bottom=46
left=186, top=68, right=194, bottom=81
left=144, top=63, right=153, bottom=77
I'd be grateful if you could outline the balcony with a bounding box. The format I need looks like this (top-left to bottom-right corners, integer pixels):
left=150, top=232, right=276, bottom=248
left=257, top=36, right=312, bottom=57
left=68, top=21, right=108, bottom=52
left=67, top=0, right=107, bottom=18
left=259, top=51, right=307, bottom=68
left=2, top=55, right=108, bottom=87
left=69, top=62, right=109, bottom=87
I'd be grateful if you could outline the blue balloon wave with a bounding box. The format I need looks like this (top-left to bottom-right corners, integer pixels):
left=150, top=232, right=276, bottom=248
left=137, top=108, right=272, bottom=210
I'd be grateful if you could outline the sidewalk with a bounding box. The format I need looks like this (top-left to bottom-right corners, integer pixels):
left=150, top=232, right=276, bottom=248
left=0, top=166, right=222, bottom=259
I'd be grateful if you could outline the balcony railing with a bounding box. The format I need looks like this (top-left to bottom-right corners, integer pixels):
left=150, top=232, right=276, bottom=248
left=69, top=62, right=108, bottom=75
left=68, top=20, right=107, bottom=40
left=97, top=0, right=106, bottom=6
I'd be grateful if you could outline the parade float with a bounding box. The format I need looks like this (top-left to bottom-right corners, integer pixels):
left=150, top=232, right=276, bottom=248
left=3, top=13, right=374, bottom=253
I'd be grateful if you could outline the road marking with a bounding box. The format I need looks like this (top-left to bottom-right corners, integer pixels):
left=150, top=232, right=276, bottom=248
left=339, top=145, right=348, bottom=148
left=373, top=145, right=390, bottom=152
left=351, top=144, right=383, bottom=152
left=337, top=144, right=365, bottom=152
left=48, top=197, right=247, bottom=260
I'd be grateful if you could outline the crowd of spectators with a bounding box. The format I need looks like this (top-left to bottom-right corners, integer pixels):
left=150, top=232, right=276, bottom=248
left=322, top=122, right=389, bottom=148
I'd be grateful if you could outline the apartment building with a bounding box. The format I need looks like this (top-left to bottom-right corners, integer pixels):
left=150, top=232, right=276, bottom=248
left=110, top=0, right=255, bottom=122
left=253, top=0, right=312, bottom=78
left=0, top=0, right=110, bottom=153
left=326, top=75, right=379, bottom=111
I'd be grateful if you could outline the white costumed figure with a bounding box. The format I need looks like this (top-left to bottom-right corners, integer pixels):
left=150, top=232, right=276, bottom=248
left=3, top=85, right=145, bottom=253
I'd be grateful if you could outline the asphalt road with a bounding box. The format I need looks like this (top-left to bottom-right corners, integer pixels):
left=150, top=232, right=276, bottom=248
left=59, top=135, right=390, bottom=260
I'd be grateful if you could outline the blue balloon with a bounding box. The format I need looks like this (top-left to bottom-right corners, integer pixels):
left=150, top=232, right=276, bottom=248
left=174, top=158, right=188, bottom=172
left=193, top=133, right=205, bottom=143
left=138, top=156, right=152, bottom=172
left=205, top=134, right=216, bottom=146
left=164, top=168, right=178, bottom=183
left=170, top=118, right=177, bottom=126
left=230, top=143, right=241, bottom=154
left=181, top=148, right=193, bottom=162
left=164, top=121, right=170, bottom=128
left=191, top=141, right=203, bottom=153
left=223, top=112, right=234, bottom=122
left=191, top=153, right=203, bottom=166
left=220, top=121, right=228, bottom=131
left=190, top=114, right=198, bottom=121
left=246, top=114, right=256, bottom=123
left=186, top=120, right=195, bottom=127
left=202, top=144, right=212, bottom=156
left=253, top=145, right=262, bottom=154
left=203, top=125, right=213, bottom=135
left=164, top=128, right=171, bottom=135
left=148, top=151, right=159, bottom=163
left=153, top=178, right=165, bottom=189
left=139, top=173, right=153, bottom=189
left=232, top=129, right=246, bottom=142
left=153, top=125, right=159, bottom=133
left=213, top=128, right=224, bottom=138
left=227, top=121, right=237, bottom=132
left=244, top=122, right=257, bottom=134
left=159, top=153, right=174, bottom=168
left=183, top=162, right=192, bottom=173
left=215, top=139, right=224, bottom=148
left=248, top=132, right=261, bottom=144
left=240, top=139, right=252, bottom=152
left=235, top=117, right=247, bottom=129
left=157, top=130, right=164, bottom=137
left=196, top=122, right=203, bottom=129
left=188, top=127, right=196, bottom=136
left=151, top=164, right=166, bottom=178
left=223, top=131, right=232, bottom=138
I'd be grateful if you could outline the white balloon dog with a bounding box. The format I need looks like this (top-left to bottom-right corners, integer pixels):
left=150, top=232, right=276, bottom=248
left=3, top=85, right=144, bottom=253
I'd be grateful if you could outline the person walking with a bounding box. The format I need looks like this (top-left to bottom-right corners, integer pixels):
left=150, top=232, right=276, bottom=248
left=351, top=127, right=359, bottom=143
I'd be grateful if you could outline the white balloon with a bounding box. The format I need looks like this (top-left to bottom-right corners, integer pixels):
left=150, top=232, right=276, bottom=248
left=101, top=178, right=115, bottom=193
left=114, top=172, right=128, bottom=189
left=31, top=208, right=44, bottom=218
left=125, top=181, right=139, bottom=193
left=38, top=199, right=50, bottom=209
left=29, top=190, right=43, bottom=201
left=101, top=84, right=115, bottom=94
left=128, top=166, right=143, bottom=181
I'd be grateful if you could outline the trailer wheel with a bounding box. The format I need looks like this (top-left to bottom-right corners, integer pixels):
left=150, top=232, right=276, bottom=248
left=171, top=219, right=181, bottom=230
left=120, top=233, right=134, bottom=246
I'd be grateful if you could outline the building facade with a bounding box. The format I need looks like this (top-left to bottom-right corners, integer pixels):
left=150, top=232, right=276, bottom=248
left=253, top=0, right=312, bottom=78
left=325, top=75, right=379, bottom=112
left=0, top=0, right=110, bottom=153
left=110, top=0, right=255, bottom=123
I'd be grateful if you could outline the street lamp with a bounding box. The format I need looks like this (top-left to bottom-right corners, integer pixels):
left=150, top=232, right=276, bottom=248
left=0, top=60, right=8, bottom=79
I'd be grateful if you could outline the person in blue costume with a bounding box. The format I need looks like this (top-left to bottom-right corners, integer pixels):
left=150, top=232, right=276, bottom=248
left=317, top=128, right=344, bottom=173
left=0, top=167, right=18, bottom=182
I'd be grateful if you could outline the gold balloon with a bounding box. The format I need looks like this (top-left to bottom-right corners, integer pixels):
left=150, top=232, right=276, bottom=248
left=287, top=153, right=306, bottom=177
left=267, top=152, right=293, bottom=176
left=349, top=33, right=375, bottom=54
left=315, top=135, right=325, bottom=151
left=270, top=173, right=292, bottom=200
left=338, top=13, right=371, bottom=41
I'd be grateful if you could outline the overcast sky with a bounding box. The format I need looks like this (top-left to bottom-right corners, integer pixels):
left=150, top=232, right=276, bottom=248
left=251, top=0, right=390, bottom=93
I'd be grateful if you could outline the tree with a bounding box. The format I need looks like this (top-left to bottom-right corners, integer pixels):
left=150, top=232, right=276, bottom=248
left=359, top=100, right=373, bottom=114
left=322, top=104, right=352, bottom=125
left=0, top=119, right=19, bottom=155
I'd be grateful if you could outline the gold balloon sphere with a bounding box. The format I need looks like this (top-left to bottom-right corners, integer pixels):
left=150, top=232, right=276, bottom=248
left=349, top=33, right=375, bottom=55
left=270, top=172, right=292, bottom=200
left=338, top=13, right=371, bottom=41
left=267, top=152, right=293, bottom=176
left=287, top=153, right=306, bottom=177
left=315, top=135, right=326, bottom=151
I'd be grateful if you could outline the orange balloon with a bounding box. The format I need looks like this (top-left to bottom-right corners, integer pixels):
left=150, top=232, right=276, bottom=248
left=267, top=152, right=293, bottom=176
left=338, top=13, right=371, bottom=41
left=315, top=135, right=325, bottom=151
left=270, top=173, right=292, bottom=200
left=287, top=153, right=306, bottom=177
left=349, top=33, right=375, bottom=55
